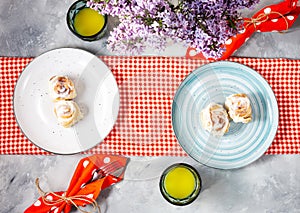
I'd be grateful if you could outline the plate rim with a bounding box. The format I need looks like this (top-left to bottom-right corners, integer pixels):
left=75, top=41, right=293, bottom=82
left=13, top=47, right=120, bottom=154
left=171, top=60, right=279, bottom=169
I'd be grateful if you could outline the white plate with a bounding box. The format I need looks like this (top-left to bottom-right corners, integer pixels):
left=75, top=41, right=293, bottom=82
left=172, top=61, right=279, bottom=169
left=13, top=48, right=120, bottom=154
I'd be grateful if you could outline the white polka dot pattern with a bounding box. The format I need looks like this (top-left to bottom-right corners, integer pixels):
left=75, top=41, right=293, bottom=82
left=33, top=200, right=41, bottom=207
left=83, top=160, right=89, bottom=168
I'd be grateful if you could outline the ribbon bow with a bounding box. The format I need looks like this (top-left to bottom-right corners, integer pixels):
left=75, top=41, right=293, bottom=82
left=186, top=0, right=300, bottom=60
left=24, top=154, right=128, bottom=213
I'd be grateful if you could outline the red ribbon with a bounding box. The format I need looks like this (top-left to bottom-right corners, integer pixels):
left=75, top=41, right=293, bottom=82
left=186, top=0, right=300, bottom=60
left=24, top=155, right=128, bottom=213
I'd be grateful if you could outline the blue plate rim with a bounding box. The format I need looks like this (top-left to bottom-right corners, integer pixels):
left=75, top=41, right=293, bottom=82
left=171, top=61, right=279, bottom=169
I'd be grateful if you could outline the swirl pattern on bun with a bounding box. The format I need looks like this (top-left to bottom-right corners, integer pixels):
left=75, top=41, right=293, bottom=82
left=54, top=100, right=83, bottom=128
left=49, top=75, right=77, bottom=101
left=200, top=103, right=230, bottom=137
left=225, top=93, right=252, bottom=123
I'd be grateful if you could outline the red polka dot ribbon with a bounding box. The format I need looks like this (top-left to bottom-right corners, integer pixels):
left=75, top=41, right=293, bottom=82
left=24, top=154, right=128, bottom=213
left=186, top=0, right=300, bottom=60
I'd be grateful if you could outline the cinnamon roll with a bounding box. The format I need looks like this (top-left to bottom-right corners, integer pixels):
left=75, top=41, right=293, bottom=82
left=49, top=75, right=77, bottom=101
left=225, top=93, right=252, bottom=123
left=54, top=100, right=83, bottom=128
left=200, top=103, right=230, bottom=137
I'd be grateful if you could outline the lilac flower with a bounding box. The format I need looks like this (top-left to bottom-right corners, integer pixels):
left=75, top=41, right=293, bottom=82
left=87, top=0, right=259, bottom=58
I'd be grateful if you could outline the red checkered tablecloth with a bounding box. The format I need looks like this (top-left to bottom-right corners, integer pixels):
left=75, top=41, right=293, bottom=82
left=0, top=56, right=299, bottom=155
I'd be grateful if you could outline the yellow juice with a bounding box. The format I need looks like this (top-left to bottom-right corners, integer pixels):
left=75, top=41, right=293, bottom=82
left=73, top=8, right=105, bottom=36
left=164, top=167, right=196, bottom=199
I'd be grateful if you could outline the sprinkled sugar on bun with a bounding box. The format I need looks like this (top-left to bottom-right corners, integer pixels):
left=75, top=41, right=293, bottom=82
left=200, top=103, right=230, bottom=137
left=54, top=100, right=83, bottom=128
left=49, top=75, right=77, bottom=101
left=225, top=93, right=252, bottom=123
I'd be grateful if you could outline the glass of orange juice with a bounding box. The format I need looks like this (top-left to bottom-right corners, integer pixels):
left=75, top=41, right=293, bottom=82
left=159, top=163, right=202, bottom=205
left=66, top=0, right=107, bottom=41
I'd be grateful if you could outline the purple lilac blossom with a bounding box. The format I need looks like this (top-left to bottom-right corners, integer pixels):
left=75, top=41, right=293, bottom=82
left=87, top=0, right=259, bottom=58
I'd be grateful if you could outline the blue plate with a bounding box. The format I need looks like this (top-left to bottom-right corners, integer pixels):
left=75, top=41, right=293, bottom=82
left=172, top=61, right=278, bottom=169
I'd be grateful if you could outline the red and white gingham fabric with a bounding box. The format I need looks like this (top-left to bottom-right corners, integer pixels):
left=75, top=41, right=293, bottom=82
left=0, top=56, right=299, bottom=155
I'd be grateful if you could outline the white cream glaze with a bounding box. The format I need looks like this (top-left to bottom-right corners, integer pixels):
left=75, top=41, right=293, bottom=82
left=54, top=100, right=83, bottom=128
left=200, top=103, right=230, bottom=137
left=49, top=75, right=77, bottom=101
left=225, top=94, right=252, bottom=123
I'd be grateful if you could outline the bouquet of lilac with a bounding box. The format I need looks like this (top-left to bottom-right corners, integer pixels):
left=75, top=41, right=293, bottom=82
left=87, top=0, right=259, bottom=58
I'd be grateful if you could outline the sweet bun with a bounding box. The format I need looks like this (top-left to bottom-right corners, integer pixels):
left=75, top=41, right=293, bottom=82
left=49, top=75, right=77, bottom=101
left=54, top=100, right=83, bottom=128
left=225, top=93, right=252, bottom=123
left=200, top=103, right=230, bottom=137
